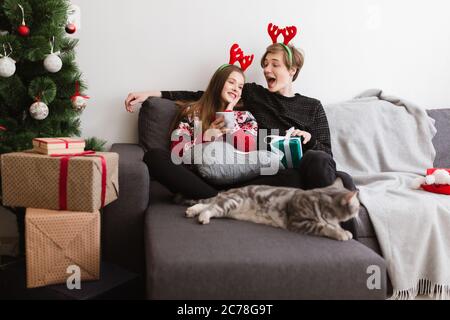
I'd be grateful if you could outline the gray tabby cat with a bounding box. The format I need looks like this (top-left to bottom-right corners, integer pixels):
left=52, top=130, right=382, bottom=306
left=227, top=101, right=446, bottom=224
left=185, top=178, right=359, bottom=241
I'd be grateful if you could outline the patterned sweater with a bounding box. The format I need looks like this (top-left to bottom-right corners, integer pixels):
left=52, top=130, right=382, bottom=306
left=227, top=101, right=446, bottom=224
left=171, top=109, right=258, bottom=157
left=162, top=82, right=332, bottom=155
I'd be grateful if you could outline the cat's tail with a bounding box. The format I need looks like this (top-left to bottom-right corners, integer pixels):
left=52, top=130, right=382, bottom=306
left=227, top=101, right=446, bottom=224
left=172, top=193, right=198, bottom=206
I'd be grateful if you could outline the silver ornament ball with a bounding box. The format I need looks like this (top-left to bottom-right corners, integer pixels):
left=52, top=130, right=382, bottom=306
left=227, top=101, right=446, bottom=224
left=29, top=101, right=49, bottom=120
left=72, top=95, right=87, bottom=111
left=0, top=56, right=16, bottom=78
left=43, top=53, right=62, bottom=73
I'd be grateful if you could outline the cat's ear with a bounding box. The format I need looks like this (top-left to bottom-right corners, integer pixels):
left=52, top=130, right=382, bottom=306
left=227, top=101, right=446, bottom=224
left=331, top=177, right=345, bottom=189
left=340, top=191, right=358, bottom=206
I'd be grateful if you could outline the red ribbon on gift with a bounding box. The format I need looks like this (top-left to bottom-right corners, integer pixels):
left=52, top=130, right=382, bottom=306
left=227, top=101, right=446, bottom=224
left=71, top=81, right=90, bottom=101
left=34, top=137, right=84, bottom=148
left=51, top=150, right=107, bottom=210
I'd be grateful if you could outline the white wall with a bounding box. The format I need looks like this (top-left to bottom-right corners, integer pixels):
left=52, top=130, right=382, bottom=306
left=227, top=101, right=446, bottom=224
left=71, top=0, right=450, bottom=148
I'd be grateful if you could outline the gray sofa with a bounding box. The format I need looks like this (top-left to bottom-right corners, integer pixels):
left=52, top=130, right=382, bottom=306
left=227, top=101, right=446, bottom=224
left=103, top=97, right=450, bottom=299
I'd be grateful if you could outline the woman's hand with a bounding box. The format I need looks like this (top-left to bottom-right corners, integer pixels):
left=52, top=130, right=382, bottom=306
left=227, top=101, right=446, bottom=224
left=203, top=116, right=230, bottom=141
left=225, top=95, right=241, bottom=111
left=125, top=91, right=162, bottom=113
left=291, top=129, right=311, bottom=144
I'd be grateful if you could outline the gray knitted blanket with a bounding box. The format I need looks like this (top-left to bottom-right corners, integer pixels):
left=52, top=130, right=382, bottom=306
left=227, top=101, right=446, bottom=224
left=324, top=89, right=450, bottom=299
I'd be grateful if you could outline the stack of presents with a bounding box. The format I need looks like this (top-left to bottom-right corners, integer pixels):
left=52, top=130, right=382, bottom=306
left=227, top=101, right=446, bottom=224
left=1, top=138, right=118, bottom=288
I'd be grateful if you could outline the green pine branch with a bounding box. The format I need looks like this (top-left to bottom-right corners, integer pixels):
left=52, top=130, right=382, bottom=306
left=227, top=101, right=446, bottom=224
left=0, top=0, right=105, bottom=154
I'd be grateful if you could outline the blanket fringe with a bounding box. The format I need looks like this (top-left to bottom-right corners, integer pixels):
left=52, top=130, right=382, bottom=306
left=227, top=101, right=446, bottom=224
left=389, top=279, right=450, bottom=300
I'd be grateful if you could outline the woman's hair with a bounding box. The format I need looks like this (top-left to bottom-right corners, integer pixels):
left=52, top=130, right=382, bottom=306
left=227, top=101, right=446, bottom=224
left=260, top=43, right=304, bottom=81
left=171, top=65, right=245, bottom=134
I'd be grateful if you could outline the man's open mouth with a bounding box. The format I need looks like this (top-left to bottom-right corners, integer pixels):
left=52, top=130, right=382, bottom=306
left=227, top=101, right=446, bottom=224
left=266, top=76, right=276, bottom=87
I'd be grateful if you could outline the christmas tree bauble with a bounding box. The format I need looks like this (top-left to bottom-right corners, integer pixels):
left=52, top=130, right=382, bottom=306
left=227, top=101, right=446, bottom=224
left=43, top=53, right=62, bottom=73
left=65, top=23, right=77, bottom=34
left=29, top=101, right=49, bottom=120
left=0, top=56, right=16, bottom=78
left=71, top=95, right=87, bottom=111
left=17, top=24, right=30, bottom=36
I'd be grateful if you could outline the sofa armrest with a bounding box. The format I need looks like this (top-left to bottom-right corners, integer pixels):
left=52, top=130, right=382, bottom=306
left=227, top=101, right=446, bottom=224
left=102, top=143, right=149, bottom=275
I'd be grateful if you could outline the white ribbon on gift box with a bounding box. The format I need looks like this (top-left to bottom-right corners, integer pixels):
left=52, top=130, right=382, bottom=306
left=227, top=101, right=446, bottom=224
left=264, top=127, right=296, bottom=168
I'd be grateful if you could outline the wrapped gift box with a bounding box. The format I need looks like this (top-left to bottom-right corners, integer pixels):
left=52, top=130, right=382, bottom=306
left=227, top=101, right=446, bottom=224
left=271, top=137, right=303, bottom=169
left=33, top=137, right=86, bottom=155
left=1, top=150, right=119, bottom=212
left=25, top=208, right=100, bottom=288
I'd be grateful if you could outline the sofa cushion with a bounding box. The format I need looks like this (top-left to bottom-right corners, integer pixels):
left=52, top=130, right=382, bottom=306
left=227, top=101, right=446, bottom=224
left=145, top=181, right=387, bottom=300
left=427, top=109, right=450, bottom=168
left=138, top=98, right=178, bottom=152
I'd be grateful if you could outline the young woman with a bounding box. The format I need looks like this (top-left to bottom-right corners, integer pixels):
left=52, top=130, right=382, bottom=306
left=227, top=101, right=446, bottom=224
left=170, top=64, right=257, bottom=158
left=170, top=63, right=283, bottom=186
left=125, top=24, right=356, bottom=198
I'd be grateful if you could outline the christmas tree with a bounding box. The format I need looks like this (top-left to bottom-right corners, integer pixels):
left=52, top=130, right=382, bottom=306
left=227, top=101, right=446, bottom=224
left=0, top=0, right=103, bottom=154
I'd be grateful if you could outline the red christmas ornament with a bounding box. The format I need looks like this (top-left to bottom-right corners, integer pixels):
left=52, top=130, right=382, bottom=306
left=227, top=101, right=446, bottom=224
left=17, top=24, right=30, bottom=36
left=65, top=23, right=76, bottom=34
left=17, top=4, right=29, bottom=36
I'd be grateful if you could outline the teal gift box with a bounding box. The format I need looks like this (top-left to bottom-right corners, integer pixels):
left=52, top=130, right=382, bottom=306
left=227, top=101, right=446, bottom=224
left=271, top=137, right=303, bottom=169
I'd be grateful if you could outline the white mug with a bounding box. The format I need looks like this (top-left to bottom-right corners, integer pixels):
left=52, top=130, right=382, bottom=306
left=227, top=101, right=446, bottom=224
left=215, top=111, right=235, bottom=129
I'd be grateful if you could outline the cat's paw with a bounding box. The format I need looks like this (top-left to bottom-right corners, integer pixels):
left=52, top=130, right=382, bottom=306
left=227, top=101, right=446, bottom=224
left=334, top=230, right=353, bottom=241
left=345, top=230, right=353, bottom=240
left=184, top=206, right=200, bottom=218
left=186, top=204, right=209, bottom=218
left=198, top=211, right=211, bottom=224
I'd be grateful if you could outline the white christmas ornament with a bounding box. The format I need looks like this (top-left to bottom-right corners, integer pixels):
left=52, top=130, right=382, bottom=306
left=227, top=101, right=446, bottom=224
left=44, top=53, right=62, bottom=73
left=0, top=43, right=15, bottom=78
left=0, top=56, right=16, bottom=78
left=71, top=95, right=87, bottom=111
left=29, top=101, right=49, bottom=120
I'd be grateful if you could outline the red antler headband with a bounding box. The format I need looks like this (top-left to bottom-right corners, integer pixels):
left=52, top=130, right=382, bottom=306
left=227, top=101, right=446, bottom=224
left=219, top=43, right=254, bottom=72
left=267, top=23, right=298, bottom=64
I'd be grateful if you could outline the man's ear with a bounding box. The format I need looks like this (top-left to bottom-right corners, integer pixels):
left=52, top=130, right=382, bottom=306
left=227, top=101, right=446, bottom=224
left=289, top=67, right=297, bottom=77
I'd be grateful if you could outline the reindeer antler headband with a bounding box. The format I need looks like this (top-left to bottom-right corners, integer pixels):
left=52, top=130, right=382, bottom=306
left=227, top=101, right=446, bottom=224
left=218, top=43, right=254, bottom=72
left=267, top=23, right=298, bottom=65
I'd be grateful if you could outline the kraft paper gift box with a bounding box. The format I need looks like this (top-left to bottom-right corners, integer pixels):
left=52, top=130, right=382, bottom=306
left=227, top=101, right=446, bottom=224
left=25, top=208, right=100, bottom=288
left=32, top=137, right=86, bottom=155
left=1, top=150, right=119, bottom=212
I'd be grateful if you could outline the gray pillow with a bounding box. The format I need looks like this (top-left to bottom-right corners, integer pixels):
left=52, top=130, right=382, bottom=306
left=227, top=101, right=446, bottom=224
left=427, top=109, right=450, bottom=168
left=188, top=142, right=284, bottom=185
left=138, top=97, right=178, bottom=152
